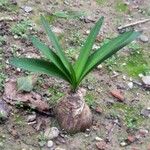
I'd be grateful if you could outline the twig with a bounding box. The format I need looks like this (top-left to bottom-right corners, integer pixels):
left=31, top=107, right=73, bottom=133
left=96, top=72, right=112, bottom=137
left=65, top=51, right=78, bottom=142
left=118, top=18, right=150, bottom=30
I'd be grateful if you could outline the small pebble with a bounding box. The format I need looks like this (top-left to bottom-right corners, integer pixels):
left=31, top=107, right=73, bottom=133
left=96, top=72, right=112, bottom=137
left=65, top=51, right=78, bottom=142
left=141, top=108, right=150, bottom=118
left=44, top=127, right=59, bottom=140
left=27, top=114, right=36, bottom=122
left=95, top=137, right=103, bottom=141
left=127, top=82, right=133, bottom=89
left=120, top=141, right=127, bottom=147
left=22, top=6, right=33, bottom=13
left=55, top=147, right=66, bottom=150
left=139, top=35, right=149, bottom=43
left=0, top=100, right=9, bottom=122
left=97, top=64, right=103, bottom=69
left=47, top=140, right=54, bottom=148
left=139, top=129, right=149, bottom=136
left=142, top=76, right=150, bottom=86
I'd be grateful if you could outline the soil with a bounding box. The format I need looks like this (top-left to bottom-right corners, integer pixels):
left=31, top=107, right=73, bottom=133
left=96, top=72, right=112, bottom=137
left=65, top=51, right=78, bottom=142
left=0, top=0, right=150, bottom=150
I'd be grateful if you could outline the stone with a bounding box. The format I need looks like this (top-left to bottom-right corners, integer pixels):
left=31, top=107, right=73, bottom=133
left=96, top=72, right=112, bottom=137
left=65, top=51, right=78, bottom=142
left=22, top=6, right=33, bottom=13
left=95, top=107, right=103, bottom=114
left=44, top=127, right=59, bottom=140
left=139, top=129, right=149, bottom=136
left=120, top=141, right=127, bottom=147
left=52, top=27, right=63, bottom=34
left=142, top=76, right=150, bottom=86
left=127, top=82, right=133, bottom=89
left=139, top=35, right=149, bottom=43
left=127, top=135, right=136, bottom=143
left=47, top=140, right=54, bottom=148
left=106, top=99, right=115, bottom=106
left=0, top=100, right=9, bottom=122
left=97, top=64, right=103, bottom=69
left=110, top=89, right=124, bottom=102
left=95, top=137, right=103, bottom=141
left=141, top=108, right=150, bottom=118
left=96, top=140, right=107, bottom=150
left=27, top=114, right=36, bottom=122
left=55, top=147, right=66, bottom=150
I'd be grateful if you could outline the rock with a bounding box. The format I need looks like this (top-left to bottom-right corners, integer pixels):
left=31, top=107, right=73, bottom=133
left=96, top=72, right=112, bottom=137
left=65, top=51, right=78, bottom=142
left=139, top=35, right=149, bottom=43
left=44, top=127, right=59, bottom=140
left=52, top=27, right=63, bottom=34
left=110, top=89, right=125, bottom=102
left=142, top=76, right=150, bottom=86
left=96, top=140, right=107, bottom=150
left=22, top=6, right=33, bottom=13
left=147, top=144, right=150, bottom=150
left=127, top=135, right=136, bottom=143
left=131, top=147, right=140, bottom=150
left=27, top=114, right=36, bottom=122
left=127, top=82, right=133, bottom=89
left=139, top=129, right=149, bottom=137
left=95, top=107, right=103, bottom=114
left=141, top=108, right=150, bottom=118
left=97, top=64, right=103, bottom=69
left=55, top=147, right=66, bottom=150
left=106, top=99, right=115, bottom=106
left=120, top=141, right=127, bottom=147
left=47, top=140, right=54, bottom=148
left=95, top=137, right=103, bottom=141
left=81, top=16, right=95, bottom=23
left=0, top=100, right=9, bottom=122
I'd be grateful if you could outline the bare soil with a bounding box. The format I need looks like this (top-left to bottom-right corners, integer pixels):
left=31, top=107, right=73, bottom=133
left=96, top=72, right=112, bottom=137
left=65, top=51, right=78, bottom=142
left=0, top=0, right=150, bottom=150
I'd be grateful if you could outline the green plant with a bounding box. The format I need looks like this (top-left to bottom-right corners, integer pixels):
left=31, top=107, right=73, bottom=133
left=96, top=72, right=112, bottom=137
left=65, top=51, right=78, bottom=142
left=115, top=0, right=129, bottom=13
left=0, top=36, right=6, bottom=46
left=11, top=20, right=32, bottom=39
left=48, top=86, right=64, bottom=105
left=10, top=16, right=140, bottom=92
left=0, top=0, right=18, bottom=12
left=96, top=0, right=106, bottom=5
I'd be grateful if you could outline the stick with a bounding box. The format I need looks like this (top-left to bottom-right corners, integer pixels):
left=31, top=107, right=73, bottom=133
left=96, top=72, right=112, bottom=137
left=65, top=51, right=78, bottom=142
left=118, top=18, right=150, bottom=30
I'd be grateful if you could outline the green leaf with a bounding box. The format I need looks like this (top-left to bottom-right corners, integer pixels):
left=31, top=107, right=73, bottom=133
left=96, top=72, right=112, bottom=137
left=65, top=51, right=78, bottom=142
left=10, top=58, right=70, bottom=82
left=40, top=15, right=73, bottom=75
left=79, top=31, right=140, bottom=82
left=17, top=75, right=36, bottom=92
left=74, top=16, right=104, bottom=80
left=29, top=35, right=71, bottom=82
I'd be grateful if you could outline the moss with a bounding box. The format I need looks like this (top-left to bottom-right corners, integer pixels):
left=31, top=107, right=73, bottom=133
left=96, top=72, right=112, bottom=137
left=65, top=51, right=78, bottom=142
left=96, top=0, right=106, bottom=5
left=111, top=103, right=144, bottom=129
left=0, top=0, right=18, bottom=12
left=48, top=86, right=64, bottom=106
left=115, top=0, right=129, bottom=13
left=85, top=92, right=96, bottom=107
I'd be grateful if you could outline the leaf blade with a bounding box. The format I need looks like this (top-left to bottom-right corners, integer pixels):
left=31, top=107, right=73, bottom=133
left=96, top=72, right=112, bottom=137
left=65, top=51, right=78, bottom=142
left=40, top=15, right=72, bottom=74
left=74, top=17, right=104, bottom=80
left=29, top=35, right=72, bottom=82
left=79, top=31, right=140, bottom=83
left=10, top=58, right=70, bottom=82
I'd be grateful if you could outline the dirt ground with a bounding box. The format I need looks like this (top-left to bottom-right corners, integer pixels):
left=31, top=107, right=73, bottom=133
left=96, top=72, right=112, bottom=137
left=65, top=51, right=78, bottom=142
left=0, top=0, right=150, bottom=150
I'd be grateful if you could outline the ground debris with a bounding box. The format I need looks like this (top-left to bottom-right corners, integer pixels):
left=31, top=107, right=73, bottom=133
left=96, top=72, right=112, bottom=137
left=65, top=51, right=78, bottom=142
left=0, top=100, right=10, bottom=122
left=96, top=140, right=107, bottom=150
left=110, top=89, right=125, bottom=102
left=3, top=78, right=49, bottom=112
left=44, top=127, right=59, bottom=140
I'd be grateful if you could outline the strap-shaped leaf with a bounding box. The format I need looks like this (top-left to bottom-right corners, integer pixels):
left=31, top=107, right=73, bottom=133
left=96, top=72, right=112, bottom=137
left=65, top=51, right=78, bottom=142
left=29, top=35, right=71, bottom=82
left=40, top=15, right=73, bottom=74
left=74, top=17, right=104, bottom=80
left=79, top=31, right=140, bottom=83
left=10, top=58, right=70, bottom=82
